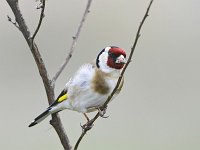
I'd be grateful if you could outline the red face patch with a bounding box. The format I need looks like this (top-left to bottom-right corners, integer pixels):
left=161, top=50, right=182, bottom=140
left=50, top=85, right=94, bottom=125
left=107, top=47, right=126, bottom=69
left=109, top=47, right=126, bottom=58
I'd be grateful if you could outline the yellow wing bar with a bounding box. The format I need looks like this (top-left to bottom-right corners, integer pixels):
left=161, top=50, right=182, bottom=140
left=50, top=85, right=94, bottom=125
left=58, top=94, right=68, bottom=103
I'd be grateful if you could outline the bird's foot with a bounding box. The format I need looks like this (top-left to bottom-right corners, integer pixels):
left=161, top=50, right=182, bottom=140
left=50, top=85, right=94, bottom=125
left=80, top=119, right=94, bottom=131
left=97, top=105, right=109, bottom=118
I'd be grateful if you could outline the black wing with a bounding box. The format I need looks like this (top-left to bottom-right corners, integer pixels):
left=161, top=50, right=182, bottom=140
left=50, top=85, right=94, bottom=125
left=49, top=88, right=68, bottom=107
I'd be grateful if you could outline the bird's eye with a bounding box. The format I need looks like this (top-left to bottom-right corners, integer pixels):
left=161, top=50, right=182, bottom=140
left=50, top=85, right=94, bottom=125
left=108, top=52, right=117, bottom=58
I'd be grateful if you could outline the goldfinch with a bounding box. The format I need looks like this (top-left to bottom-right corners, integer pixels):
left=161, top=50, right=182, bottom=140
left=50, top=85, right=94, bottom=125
left=29, top=46, right=126, bottom=127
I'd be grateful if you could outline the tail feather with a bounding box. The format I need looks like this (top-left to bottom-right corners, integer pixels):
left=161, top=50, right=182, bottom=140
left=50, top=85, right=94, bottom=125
left=28, top=108, right=51, bottom=127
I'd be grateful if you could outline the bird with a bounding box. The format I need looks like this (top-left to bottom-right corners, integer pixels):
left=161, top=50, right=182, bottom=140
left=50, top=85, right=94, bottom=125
left=28, top=46, right=126, bottom=127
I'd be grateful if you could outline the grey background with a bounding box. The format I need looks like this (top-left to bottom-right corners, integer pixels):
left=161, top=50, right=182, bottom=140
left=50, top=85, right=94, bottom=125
left=1, top=0, right=200, bottom=149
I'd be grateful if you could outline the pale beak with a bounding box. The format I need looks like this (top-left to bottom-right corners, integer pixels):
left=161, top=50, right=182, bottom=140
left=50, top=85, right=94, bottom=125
left=115, top=55, right=126, bottom=64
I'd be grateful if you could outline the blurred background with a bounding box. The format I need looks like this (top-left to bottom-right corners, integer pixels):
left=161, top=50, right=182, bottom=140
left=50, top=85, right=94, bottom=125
left=1, top=0, right=200, bottom=149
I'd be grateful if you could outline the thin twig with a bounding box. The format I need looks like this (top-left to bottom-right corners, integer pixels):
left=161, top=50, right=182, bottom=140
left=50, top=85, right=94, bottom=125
left=104, top=0, right=154, bottom=107
left=74, top=131, right=86, bottom=150
left=74, top=114, right=99, bottom=150
left=7, top=15, right=20, bottom=29
left=31, top=0, right=46, bottom=47
left=52, top=0, right=93, bottom=84
left=6, top=0, right=50, bottom=92
left=74, top=0, right=154, bottom=149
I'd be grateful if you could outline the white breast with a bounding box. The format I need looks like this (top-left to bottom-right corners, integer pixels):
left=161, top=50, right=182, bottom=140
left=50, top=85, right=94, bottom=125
left=62, top=63, right=119, bottom=113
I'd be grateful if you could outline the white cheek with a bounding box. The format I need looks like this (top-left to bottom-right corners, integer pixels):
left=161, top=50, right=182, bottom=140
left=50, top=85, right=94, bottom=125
left=104, top=47, right=111, bottom=52
left=99, top=52, right=108, bottom=67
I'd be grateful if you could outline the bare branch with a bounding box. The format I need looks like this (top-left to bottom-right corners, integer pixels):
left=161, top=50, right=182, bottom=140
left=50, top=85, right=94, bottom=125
left=74, top=0, right=154, bottom=149
left=31, top=0, right=46, bottom=44
left=6, top=0, right=51, bottom=102
left=52, top=0, right=93, bottom=84
left=104, top=0, right=154, bottom=107
left=6, top=0, right=72, bottom=149
left=74, top=130, right=87, bottom=150
left=6, top=0, right=153, bottom=149
left=74, top=115, right=99, bottom=150
left=50, top=114, right=72, bottom=150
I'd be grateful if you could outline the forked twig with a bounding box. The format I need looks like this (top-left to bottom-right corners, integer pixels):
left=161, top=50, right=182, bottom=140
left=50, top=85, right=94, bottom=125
left=6, top=0, right=71, bottom=149
left=52, top=0, right=93, bottom=84
left=31, top=0, right=46, bottom=47
left=74, top=0, right=154, bottom=149
left=7, top=15, right=20, bottom=29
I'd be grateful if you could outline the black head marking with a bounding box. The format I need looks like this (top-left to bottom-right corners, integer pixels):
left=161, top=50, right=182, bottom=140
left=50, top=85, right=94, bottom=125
left=110, top=46, right=119, bottom=48
left=96, top=48, right=106, bottom=68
